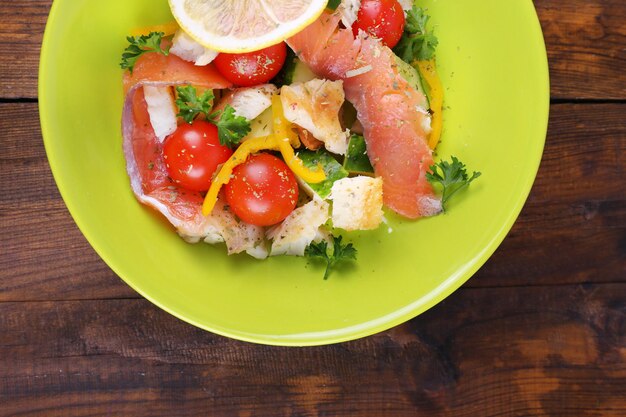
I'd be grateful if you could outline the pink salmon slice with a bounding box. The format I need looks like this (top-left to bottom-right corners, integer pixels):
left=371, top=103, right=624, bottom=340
left=288, top=12, right=442, bottom=218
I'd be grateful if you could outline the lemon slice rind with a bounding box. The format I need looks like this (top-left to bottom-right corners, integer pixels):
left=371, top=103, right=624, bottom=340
left=168, top=0, right=327, bottom=53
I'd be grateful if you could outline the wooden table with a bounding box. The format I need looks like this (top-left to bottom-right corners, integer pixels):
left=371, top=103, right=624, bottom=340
left=1, top=1, right=624, bottom=415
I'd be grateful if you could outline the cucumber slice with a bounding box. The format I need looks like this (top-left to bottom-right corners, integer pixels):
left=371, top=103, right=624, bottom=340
left=290, top=59, right=316, bottom=84
left=297, top=149, right=348, bottom=199
left=271, top=48, right=297, bottom=87
left=343, top=134, right=374, bottom=175
left=326, top=0, right=341, bottom=10
left=245, top=107, right=273, bottom=138
left=395, top=56, right=430, bottom=110
left=272, top=48, right=317, bottom=86
left=341, top=100, right=358, bottom=132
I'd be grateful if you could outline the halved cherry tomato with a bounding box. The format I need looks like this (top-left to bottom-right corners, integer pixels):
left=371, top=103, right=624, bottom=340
left=214, top=43, right=287, bottom=87
left=163, top=120, right=233, bottom=191
left=224, top=153, right=298, bottom=226
left=352, top=0, right=405, bottom=49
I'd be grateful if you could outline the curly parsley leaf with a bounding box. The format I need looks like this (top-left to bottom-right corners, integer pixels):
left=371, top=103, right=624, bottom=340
left=393, top=6, right=438, bottom=63
left=209, top=105, right=251, bottom=148
left=120, top=32, right=171, bottom=73
left=175, top=85, right=215, bottom=124
left=173, top=86, right=250, bottom=147
left=326, top=0, right=341, bottom=10
left=305, top=235, right=357, bottom=280
left=426, top=156, right=481, bottom=211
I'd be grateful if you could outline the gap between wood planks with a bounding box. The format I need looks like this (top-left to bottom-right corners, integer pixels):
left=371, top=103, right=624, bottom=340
left=0, top=98, right=38, bottom=103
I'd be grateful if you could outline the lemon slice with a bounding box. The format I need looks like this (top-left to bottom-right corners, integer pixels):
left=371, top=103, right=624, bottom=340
left=168, top=0, right=328, bottom=53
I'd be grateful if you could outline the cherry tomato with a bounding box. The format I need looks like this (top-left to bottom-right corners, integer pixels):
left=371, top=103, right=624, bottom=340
left=163, top=120, right=233, bottom=192
left=352, top=0, right=405, bottom=48
left=214, top=42, right=287, bottom=87
left=224, top=153, right=298, bottom=226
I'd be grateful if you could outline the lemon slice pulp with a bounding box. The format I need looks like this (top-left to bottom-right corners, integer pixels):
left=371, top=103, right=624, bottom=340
left=168, top=0, right=328, bottom=53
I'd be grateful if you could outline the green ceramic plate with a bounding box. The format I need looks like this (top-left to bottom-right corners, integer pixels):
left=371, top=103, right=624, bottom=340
left=39, top=0, right=549, bottom=345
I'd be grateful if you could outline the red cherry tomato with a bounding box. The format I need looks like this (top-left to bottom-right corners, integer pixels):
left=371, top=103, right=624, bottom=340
left=214, top=43, right=287, bottom=87
left=224, top=153, right=298, bottom=226
left=163, top=120, right=233, bottom=192
left=352, top=0, right=405, bottom=48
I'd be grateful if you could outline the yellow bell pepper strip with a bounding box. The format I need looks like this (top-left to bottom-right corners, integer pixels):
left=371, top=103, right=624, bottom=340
left=271, top=95, right=300, bottom=148
left=130, top=21, right=179, bottom=37
left=415, top=59, right=443, bottom=150
left=202, top=97, right=326, bottom=216
left=271, top=95, right=325, bottom=183
left=277, top=135, right=326, bottom=183
left=201, top=135, right=278, bottom=216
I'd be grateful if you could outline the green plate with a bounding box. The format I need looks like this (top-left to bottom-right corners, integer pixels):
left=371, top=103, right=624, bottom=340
left=39, top=0, right=549, bottom=346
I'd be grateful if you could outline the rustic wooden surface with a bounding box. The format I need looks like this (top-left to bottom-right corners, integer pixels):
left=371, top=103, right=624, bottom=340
left=0, top=0, right=624, bottom=415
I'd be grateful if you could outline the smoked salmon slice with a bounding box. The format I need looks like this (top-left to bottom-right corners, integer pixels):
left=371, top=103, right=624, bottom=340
left=288, top=12, right=442, bottom=218
left=288, top=12, right=361, bottom=81
left=122, top=53, right=267, bottom=257
left=123, top=51, right=230, bottom=94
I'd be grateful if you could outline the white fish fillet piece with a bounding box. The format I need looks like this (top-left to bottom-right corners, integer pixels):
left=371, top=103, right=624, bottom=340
left=281, top=79, right=349, bottom=155
left=175, top=199, right=268, bottom=259
left=170, top=30, right=219, bottom=66
left=143, top=86, right=177, bottom=142
left=215, top=84, right=278, bottom=121
left=267, top=199, right=330, bottom=256
left=338, top=0, right=361, bottom=27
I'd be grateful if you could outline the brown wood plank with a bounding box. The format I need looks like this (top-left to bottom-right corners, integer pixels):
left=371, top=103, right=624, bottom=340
left=0, top=0, right=51, bottom=99
left=0, top=0, right=624, bottom=99
left=1, top=1, right=622, bottom=415
left=468, top=102, right=626, bottom=287
left=0, top=103, right=137, bottom=301
left=537, top=0, right=626, bottom=100
left=1, top=102, right=624, bottom=300
left=0, top=283, right=624, bottom=416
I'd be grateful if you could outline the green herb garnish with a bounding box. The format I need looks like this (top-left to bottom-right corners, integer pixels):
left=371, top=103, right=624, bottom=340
left=174, top=85, right=251, bottom=148
left=209, top=106, right=251, bottom=148
left=393, top=6, right=438, bottom=63
left=305, top=235, right=357, bottom=280
left=120, top=32, right=171, bottom=73
left=426, top=156, right=481, bottom=211
left=175, top=85, right=215, bottom=124
left=298, top=149, right=349, bottom=199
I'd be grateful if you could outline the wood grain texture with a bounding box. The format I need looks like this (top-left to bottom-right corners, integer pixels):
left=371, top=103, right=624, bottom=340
left=0, top=0, right=50, bottom=99
left=0, top=284, right=624, bottom=416
left=1, top=102, right=623, bottom=301
left=0, top=103, right=137, bottom=301
left=1, top=1, right=625, bottom=416
left=538, top=0, right=626, bottom=100
left=1, top=0, right=624, bottom=99
left=468, top=102, right=626, bottom=287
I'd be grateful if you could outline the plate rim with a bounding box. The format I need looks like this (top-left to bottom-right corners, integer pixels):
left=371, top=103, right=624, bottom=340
left=38, top=0, right=550, bottom=346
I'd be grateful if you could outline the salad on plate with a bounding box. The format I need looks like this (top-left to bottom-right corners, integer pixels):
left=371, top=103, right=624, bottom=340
left=119, top=0, right=480, bottom=277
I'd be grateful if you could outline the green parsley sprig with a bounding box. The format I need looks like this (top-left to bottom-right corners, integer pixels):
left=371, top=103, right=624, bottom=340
left=305, top=235, right=357, bottom=280
left=174, top=85, right=251, bottom=148
left=426, top=156, right=481, bottom=211
left=393, top=6, right=438, bottom=63
left=175, top=85, right=215, bottom=124
left=210, top=106, right=251, bottom=149
left=120, top=32, right=171, bottom=73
